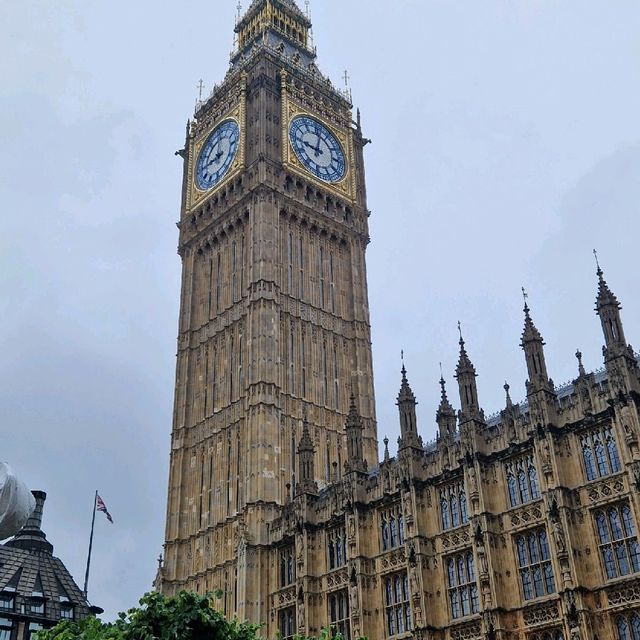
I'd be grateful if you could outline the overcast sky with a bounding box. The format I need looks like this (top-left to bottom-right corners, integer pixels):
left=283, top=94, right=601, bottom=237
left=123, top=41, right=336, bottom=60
left=1, top=0, right=639, bottom=622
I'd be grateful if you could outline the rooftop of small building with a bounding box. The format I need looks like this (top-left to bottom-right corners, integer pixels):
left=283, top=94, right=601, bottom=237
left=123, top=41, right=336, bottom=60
left=0, top=491, right=102, bottom=622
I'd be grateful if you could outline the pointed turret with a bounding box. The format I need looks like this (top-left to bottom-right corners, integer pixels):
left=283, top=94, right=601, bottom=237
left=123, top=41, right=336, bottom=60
left=520, top=295, right=553, bottom=393
left=345, top=393, right=367, bottom=473
left=595, top=261, right=629, bottom=357
left=436, top=376, right=457, bottom=441
left=297, top=414, right=318, bottom=495
left=397, top=364, right=423, bottom=450
left=455, top=325, right=481, bottom=422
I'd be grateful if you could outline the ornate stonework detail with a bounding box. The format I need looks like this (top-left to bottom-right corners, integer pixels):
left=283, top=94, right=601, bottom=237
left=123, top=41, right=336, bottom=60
left=161, top=3, right=640, bottom=639
left=440, top=529, right=471, bottom=550
left=510, top=505, right=544, bottom=528
left=523, top=602, right=560, bottom=626
left=450, top=620, right=482, bottom=640
left=586, top=478, right=626, bottom=504
left=606, top=583, right=640, bottom=607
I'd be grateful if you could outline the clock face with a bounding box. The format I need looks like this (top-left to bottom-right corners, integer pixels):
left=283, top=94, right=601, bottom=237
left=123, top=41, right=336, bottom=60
left=289, top=116, right=346, bottom=183
left=195, top=120, right=240, bottom=191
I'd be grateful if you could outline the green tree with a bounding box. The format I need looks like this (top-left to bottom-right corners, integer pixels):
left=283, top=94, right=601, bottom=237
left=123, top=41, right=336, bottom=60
left=36, top=592, right=363, bottom=640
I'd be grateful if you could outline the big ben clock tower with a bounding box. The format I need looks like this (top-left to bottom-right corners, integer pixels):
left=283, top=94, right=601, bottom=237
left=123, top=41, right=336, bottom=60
left=162, top=0, right=378, bottom=626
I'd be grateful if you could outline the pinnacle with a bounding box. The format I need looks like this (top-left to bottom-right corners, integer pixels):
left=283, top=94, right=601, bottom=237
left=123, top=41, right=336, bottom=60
left=504, top=382, right=513, bottom=408
left=298, top=414, right=314, bottom=452
left=397, top=363, right=416, bottom=404
left=455, top=327, right=477, bottom=377
left=576, top=349, right=587, bottom=377
left=437, top=377, right=455, bottom=418
left=521, top=300, right=544, bottom=345
left=347, top=392, right=362, bottom=428
left=595, top=265, right=621, bottom=312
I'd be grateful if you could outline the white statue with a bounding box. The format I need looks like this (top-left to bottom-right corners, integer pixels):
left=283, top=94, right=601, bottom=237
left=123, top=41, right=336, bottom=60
left=0, top=463, right=36, bottom=540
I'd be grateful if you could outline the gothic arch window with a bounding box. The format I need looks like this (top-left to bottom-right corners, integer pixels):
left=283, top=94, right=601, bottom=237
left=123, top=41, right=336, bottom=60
left=581, top=426, right=622, bottom=481
left=505, top=455, right=540, bottom=508
left=616, top=612, right=640, bottom=640
left=380, top=505, right=405, bottom=552
left=384, top=572, right=411, bottom=636
left=594, top=503, right=640, bottom=579
left=327, top=527, right=347, bottom=570
left=515, top=529, right=556, bottom=600
left=446, top=552, right=479, bottom=620
left=279, top=546, right=296, bottom=588
left=328, top=591, right=350, bottom=640
left=440, top=482, right=468, bottom=531
left=278, top=607, right=296, bottom=640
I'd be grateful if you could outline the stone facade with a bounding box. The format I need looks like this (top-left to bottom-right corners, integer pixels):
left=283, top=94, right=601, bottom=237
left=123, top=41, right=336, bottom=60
left=159, top=2, right=640, bottom=639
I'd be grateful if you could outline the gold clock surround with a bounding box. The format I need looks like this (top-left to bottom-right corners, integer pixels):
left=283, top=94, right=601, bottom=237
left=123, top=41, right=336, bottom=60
left=186, top=93, right=246, bottom=213
left=281, top=72, right=356, bottom=202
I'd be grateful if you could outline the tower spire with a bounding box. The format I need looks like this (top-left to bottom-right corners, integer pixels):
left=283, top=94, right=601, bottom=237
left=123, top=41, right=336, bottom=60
left=520, top=291, right=553, bottom=392
left=594, top=255, right=628, bottom=355
left=455, top=324, right=481, bottom=422
left=436, top=375, right=457, bottom=440
left=397, top=361, right=422, bottom=450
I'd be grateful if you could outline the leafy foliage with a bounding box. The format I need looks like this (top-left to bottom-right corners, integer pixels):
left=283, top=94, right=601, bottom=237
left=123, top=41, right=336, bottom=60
left=36, top=592, right=364, bottom=640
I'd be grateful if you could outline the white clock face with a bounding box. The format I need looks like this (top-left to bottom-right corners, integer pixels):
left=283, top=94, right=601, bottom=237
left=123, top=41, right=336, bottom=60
left=289, top=116, right=346, bottom=183
left=195, top=120, right=240, bottom=191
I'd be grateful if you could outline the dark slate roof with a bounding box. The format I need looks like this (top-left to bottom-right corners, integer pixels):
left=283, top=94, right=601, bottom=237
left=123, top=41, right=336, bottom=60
left=0, top=492, right=101, bottom=630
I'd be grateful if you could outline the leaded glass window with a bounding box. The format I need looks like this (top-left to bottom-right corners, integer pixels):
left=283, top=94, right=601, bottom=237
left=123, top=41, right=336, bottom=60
left=440, top=482, right=469, bottom=531
left=505, top=455, right=540, bottom=507
left=380, top=505, right=405, bottom=552
left=446, top=552, right=479, bottom=619
left=595, top=503, right=640, bottom=579
left=616, top=611, right=640, bottom=640
left=515, top=529, right=556, bottom=600
left=279, top=546, right=296, bottom=588
left=581, top=426, right=622, bottom=481
left=328, top=526, right=347, bottom=570
left=328, top=590, right=350, bottom=640
left=384, top=572, right=411, bottom=637
left=278, top=607, right=296, bottom=640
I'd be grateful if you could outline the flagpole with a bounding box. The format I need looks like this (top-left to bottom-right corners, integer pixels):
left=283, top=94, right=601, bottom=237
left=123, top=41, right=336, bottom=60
left=83, top=490, right=98, bottom=599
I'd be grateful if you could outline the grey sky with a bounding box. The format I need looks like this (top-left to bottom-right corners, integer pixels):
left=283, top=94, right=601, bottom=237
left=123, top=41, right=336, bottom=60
left=1, top=0, right=639, bottom=621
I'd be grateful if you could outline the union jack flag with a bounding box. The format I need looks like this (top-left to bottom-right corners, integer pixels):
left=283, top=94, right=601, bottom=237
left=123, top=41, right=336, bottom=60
left=96, top=495, right=113, bottom=524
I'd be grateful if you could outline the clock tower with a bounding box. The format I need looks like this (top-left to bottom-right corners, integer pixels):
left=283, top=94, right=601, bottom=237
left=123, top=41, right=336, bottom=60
left=162, top=0, right=378, bottom=623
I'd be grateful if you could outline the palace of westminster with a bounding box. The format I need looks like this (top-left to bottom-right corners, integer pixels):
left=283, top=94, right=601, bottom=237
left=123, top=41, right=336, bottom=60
left=155, top=1, right=640, bottom=639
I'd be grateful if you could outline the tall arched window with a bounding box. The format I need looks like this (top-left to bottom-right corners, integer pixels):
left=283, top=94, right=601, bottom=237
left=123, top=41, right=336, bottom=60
left=515, top=529, right=556, bottom=600
left=616, top=612, right=640, bottom=640
left=446, top=552, right=479, bottom=619
left=505, top=455, right=540, bottom=507
left=581, top=427, right=622, bottom=481
left=595, top=503, right=640, bottom=579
